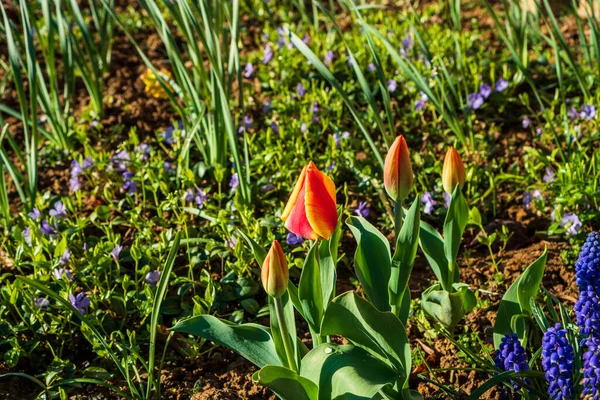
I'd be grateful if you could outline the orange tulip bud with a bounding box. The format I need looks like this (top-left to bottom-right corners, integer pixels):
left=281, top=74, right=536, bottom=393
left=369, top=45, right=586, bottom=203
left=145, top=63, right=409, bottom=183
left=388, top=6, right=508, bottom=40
left=383, top=135, right=413, bottom=202
left=261, top=240, right=289, bottom=298
left=281, top=161, right=337, bottom=240
left=442, top=147, right=466, bottom=194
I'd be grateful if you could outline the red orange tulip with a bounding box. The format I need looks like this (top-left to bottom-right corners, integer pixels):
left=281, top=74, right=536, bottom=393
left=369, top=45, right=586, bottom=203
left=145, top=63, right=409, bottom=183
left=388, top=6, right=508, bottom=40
left=281, top=161, right=337, bottom=240
left=442, top=147, right=466, bottom=194
left=383, top=135, right=413, bottom=202
left=261, top=240, right=289, bottom=298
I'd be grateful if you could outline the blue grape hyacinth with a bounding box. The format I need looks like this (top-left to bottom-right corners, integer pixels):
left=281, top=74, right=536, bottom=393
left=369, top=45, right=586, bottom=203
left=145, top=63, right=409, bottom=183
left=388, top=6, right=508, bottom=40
left=494, top=333, right=530, bottom=399
left=575, top=232, right=600, bottom=291
left=574, top=286, right=600, bottom=336
left=541, top=324, right=575, bottom=400
left=583, top=335, right=600, bottom=400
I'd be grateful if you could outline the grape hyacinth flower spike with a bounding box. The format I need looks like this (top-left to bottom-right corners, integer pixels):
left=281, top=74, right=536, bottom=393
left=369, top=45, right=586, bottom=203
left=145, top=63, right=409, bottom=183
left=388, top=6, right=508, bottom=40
left=541, top=324, right=575, bottom=400
left=494, top=333, right=530, bottom=399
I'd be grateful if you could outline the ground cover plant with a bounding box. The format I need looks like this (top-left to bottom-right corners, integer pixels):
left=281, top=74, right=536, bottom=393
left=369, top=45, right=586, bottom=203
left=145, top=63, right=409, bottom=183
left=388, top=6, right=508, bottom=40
left=0, top=0, right=599, bottom=399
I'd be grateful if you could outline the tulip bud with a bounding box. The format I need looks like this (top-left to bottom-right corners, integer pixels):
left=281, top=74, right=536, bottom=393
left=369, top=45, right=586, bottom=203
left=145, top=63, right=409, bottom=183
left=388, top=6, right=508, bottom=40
left=261, top=240, right=289, bottom=298
left=281, top=161, right=338, bottom=240
left=442, top=147, right=466, bottom=194
left=383, top=135, right=413, bottom=202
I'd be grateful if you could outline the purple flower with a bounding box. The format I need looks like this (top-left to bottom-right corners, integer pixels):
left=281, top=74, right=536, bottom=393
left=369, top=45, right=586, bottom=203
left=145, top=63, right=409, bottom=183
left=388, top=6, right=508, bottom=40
left=582, top=336, right=600, bottom=398
left=23, top=227, right=31, bottom=246
left=184, top=188, right=208, bottom=208
left=574, top=287, right=600, bottom=336
left=479, top=83, right=492, bottom=99
left=28, top=208, right=41, bottom=221
left=262, top=44, right=273, bottom=64
left=69, top=293, right=90, bottom=315
left=113, top=150, right=130, bottom=172
left=261, top=183, right=275, bottom=192
left=271, top=121, right=280, bottom=134
left=49, top=201, right=66, bottom=219
left=401, top=33, right=413, bottom=51
left=494, top=333, right=530, bottom=398
left=122, top=171, right=137, bottom=195
left=263, top=99, right=272, bottom=113
left=495, top=78, right=508, bottom=92
left=82, top=157, right=94, bottom=169
left=238, top=115, right=253, bottom=134
left=522, top=116, right=531, bottom=129
left=244, top=62, right=254, bottom=78
left=468, top=93, right=484, bottom=110
left=367, top=63, right=376, bottom=72
left=71, top=161, right=83, bottom=178
left=53, top=268, right=73, bottom=281
left=297, top=83, right=306, bottom=98
left=354, top=201, right=370, bottom=218
left=342, top=131, right=350, bottom=139
left=145, top=270, right=161, bottom=286
left=414, top=92, right=428, bottom=111
left=301, top=123, right=307, bottom=134
left=523, top=191, right=532, bottom=209
left=333, top=133, right=341, bottom=148
left=581, top=104, right=596, bottom=121
left=533, top=189, right=542, bottom=200
left=91, top=120, right=99, bottom=128
left=536, top=127, right=542, bottom=136
left=60, top=249, right=71, bottom=266
left=326, top=161, right=336, bottom=171
left=444, top=192, right=451, bottom=208
left=575, top=232, right=600, bottom=291
left=567, top=107, right=578, bottom=121
left=541, top=324, right=574, bottom=400
left=137, top=143, right=151, bottom=161
left=35, top=297, right=50, bottom=310
left=229, top=173, right=239, bottom=193
left=543, top=166, right=555, bottom=183
left=560, top=212, right=582, bottom=236
left=69, top=177, right=81, bottom=192
left=387, top=79, right=398, bottom=93
left=111, top=245, right=122, bottom=263
left=421, top=192, right=436, bottom=215
left=225, top=236, right=237, bottom=250
left=40, top=219, right=56, bottom=238
left=286, top=232, right=304, bottom=246
left=311, top=101, right=320, bottom=114
left=324, top=50, right=335, bottom=67
left=164, top=161, right=173, bottom=173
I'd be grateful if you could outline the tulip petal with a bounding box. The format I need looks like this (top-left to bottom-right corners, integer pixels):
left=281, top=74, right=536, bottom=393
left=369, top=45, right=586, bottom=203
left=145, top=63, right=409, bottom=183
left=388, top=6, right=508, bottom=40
left=281, top=165, right=307, bottom=221
left=285, top=184, right=318, bottom=240
left=305, top=166, right=338, bottom=240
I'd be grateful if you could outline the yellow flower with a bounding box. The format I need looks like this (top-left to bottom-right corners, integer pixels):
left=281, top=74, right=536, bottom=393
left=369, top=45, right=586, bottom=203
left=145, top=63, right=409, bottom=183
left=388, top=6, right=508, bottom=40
left=140, top=68, right=172, bottom=99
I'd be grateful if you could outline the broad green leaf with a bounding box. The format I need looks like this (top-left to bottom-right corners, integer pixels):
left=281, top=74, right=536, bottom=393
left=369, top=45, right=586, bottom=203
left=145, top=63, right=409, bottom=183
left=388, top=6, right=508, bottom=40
left=320, top=292, right=410, bottom=381
left=170, top=315, right=280, bottom=368
left=346, top=216, right=391, bottom=312
left=253, top=366, right=318, bottom=400
left=300, top=343, right=396, bottom=400
left=298, top=243, right=324, bottom=337
left=319, top=208, right=343, bottom=314
left=418, top=221, right=448, bottom=289
left=493, top=248, right=547, bottom=348
left=389, top=198, right=420, bottom=320
left=443, top=188, right=469, bottom=283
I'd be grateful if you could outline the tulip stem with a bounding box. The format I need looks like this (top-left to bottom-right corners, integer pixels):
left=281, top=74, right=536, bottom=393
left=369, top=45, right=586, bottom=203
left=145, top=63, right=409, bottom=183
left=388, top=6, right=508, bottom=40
left=274, top=296, right=298, bottom=373
left=394, top=201, right=404, bottom=238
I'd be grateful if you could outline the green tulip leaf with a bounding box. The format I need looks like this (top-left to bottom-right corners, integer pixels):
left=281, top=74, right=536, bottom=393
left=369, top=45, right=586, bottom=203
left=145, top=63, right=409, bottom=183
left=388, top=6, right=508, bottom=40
left=389, top=198, right=420, bottom=323
left=269, top=292, right=308, bottom=368
left=421, top=284, right=469, bottom=331
left=321, top=292, right=410, bottom=381
left=300, top=343, right=397, bottom=400
left=418, top=221, right=447, bottom=288
left=493, top=248, right=547, bottom=348
left=253, top=365, right=318, bottom=400
left=346, top=216, right=391, bottom=312
left=298, top=243, right=324, bottom=337
left=170, top=315, right=280, bottom=368
left=320, top=208, right=343, bottom=314
left=443, top=188, right=469, bottom=283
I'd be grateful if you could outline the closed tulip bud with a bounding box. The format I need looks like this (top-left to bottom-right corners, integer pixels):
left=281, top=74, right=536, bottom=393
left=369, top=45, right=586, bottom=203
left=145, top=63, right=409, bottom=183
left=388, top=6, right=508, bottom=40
left=383, top=135, right=413, bottom=202
left=442, top=147, right=466, bottom=194
left=281, top=161, right=337, bottom=240
left=261, top=240, right=289, bottom=298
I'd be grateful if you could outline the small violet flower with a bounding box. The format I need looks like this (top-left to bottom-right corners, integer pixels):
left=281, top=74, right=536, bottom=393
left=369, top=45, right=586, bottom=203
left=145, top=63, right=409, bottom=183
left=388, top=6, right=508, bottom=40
left=262, top=44, right=274, bottom=64
left=560, top=212, right=581, bottom=236
left=421, top=192, right=436, bottom=215
left=184, top=188, right=208, bottom=208
left=111, top=245, right=122, bottom=263
left=53, top=268, right=73, bottom=281
left=60, top=249, right=71, bottom=266
left=354, top=201, right=370, bottom=218
left=28, top=208, right=41, bottom=221
left=387, top=79, right=398, bottom=93
left=543, top=166, right=555, bottom=183
left=479, top=83, right=492, bottom=99
left=297, top=83, right=306, bottom=98
left=495, top=78, right=508, bottom=92
left=70, top=293, right=90, bottom=315
left=35, top=297, right=50, bottom=310
left=243, top=62, right=254, bottom=78
left=23, top=226, right=31, bottom=246
left=286, top=232, right=304, bottom=246
left=229, top=173, right=239, bottom=193
left=581, top=104, right=596, bottom=121
left=468, top=92, right=484, bottom=110
left=49, top=201, right=66, bottom=219
left=522, top=116, right=531, bottom=129
left=324, top=50, right=335, bottom=67
left=145, top=270, right=161, bottom=286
